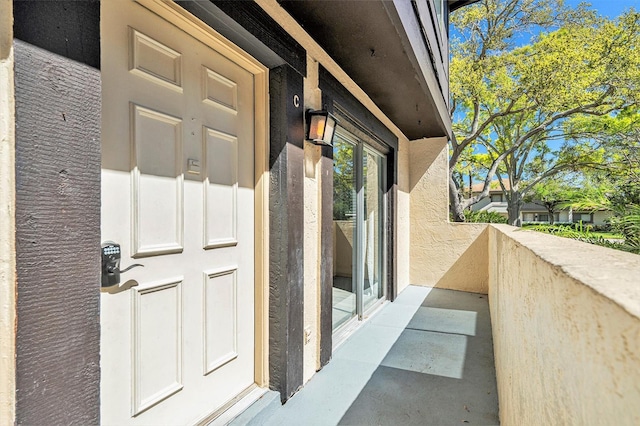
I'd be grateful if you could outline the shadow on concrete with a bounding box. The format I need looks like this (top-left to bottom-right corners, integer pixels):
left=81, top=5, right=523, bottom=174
left=337, top=288, right=498, bottom=425
left=242, top=287, right=498, bottom=426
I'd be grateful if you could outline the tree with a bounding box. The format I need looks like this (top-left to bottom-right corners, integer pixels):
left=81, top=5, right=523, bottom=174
left=525, top=176, right=578, bottom=224
left=485, top=106, right=609, bottom=225
left=451, top=147, right=491, bottom=202
left=449, top=1, right=640, bottom=224
left=333, top=140, right=355, bottom=220
left=562, top=110, right=640, bottom=253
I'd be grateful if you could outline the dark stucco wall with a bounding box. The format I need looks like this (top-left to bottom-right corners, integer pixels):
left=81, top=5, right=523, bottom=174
left=13, top=0, right=100, bottom=68
left=13, top=38, right=101, bottom=425
left=13, top=1, right=101, bottom=423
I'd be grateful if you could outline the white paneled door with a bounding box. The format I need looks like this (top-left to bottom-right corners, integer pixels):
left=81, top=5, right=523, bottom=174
left=100, top=1, right=259, bottom=424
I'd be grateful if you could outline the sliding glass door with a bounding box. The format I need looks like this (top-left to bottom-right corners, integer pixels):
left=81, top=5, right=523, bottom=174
left=332, top=135, right=357, bottom=330
left=332, top=129, right=386, bottom=332
left=362, top=147, right=384, bottom=311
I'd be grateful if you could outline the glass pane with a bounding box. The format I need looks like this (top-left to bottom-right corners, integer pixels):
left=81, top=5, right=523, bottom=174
left=363, top=149, right=383, bottom=311
left=332, top=136, right=356, bottom=330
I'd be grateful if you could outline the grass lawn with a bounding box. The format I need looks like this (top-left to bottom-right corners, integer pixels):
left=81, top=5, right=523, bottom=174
left=522, top=224, right=624, bottom=240
left=587, top=231, right=624, bottom=239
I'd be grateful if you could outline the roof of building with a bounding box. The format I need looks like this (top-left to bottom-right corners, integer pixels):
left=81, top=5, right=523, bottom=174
left=471, top=181, right=511, bottom=193
left=280, top=0, right=482, bottom=141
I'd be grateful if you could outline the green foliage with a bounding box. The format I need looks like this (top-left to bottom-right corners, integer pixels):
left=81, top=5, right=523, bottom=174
left=524, top=222, right=634, bottom=253
left=525, top=177, right=577, bottom=205
left=448, top=0, right=640, bottom=225
left=524, top=175, right=581, bottom=223
left=608, top=209, right=640, bottom=254
left=333, top=140, right=355, bottom=221
left=464, top=210, right=508, bottom=224
left=562, top=110, right=640, bottom=255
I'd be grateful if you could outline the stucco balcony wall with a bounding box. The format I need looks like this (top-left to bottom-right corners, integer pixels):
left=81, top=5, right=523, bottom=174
left=488, top=224, right=640, bottom=425
left=410, top=218, right=640, bottom=423
left=410, top=222, right=490, bottom=293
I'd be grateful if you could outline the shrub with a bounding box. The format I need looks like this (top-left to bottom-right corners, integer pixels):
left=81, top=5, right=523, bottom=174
left=464, top=210, right=508, bottom=224
left=525, top=221, right=637, bottom=254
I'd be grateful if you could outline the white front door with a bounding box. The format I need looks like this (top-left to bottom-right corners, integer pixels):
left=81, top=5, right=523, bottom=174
left=100, top=1, right=259, bottom=424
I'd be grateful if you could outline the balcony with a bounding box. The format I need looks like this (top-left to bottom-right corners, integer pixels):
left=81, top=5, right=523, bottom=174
left=228, top=224, right=640, bottom=425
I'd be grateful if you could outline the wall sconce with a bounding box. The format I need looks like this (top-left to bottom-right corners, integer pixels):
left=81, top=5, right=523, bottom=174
left=306, top=109, right=338, bottom=146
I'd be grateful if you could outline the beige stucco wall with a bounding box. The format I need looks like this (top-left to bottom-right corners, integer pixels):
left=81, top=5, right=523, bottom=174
left=408, top=137, right=489, bottom=293
left=302, top=139, right=321, bottom=383
left=302, top=56, right=322, bottom=383
left=396, top=137, right=411, bottom=295
left=0, top=0, right=16, bottom=424
left=411, top=222, right=489, bottom=293
left=409, top=137, right=449, bottom=223
left=333, top=221, right=354, bottom=278
left=489, top=224, right=640, bottom=425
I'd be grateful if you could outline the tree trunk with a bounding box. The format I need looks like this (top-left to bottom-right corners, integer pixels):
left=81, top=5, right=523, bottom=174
left=449, top=176, right=466, bottom=222
left=507, top=191, right=523, bottom=226
left=547, top=206, right=555, bottom=225
left=451, top=201, right=466, bottom=222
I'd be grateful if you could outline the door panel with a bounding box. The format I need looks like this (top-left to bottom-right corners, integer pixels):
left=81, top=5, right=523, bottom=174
left=131, top=104, right=184, bottom=256
left=363, top=149, right=383, bottom=311
left=101, top=1, right=256, bottom=424
left=132, top=279, right=183, bottom=415
left=203, top=267, right=238, bottom=374
left=332, top=136, right=357, bottom=330
left=332, top=129, right=386, bottom=333
left=204, top=128, right=238, bottom=248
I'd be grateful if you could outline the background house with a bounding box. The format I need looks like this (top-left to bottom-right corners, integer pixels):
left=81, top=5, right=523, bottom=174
left=469, top=182, right=613, bottom=225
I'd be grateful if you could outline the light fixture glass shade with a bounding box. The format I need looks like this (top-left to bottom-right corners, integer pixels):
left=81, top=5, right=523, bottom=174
left=306, top=110, right=338, bottom=146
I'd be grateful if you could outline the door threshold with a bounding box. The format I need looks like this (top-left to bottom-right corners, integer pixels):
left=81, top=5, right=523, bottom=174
left=197, top=385, right=266, bottom=426
left=332, top=299, right=387, bottom=351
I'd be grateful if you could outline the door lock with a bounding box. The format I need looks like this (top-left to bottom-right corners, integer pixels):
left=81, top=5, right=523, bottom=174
left=101, top=242, right=144, bottom=287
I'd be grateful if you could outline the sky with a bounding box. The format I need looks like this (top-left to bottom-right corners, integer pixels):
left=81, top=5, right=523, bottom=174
left=565, top=0, right=640, bottom=17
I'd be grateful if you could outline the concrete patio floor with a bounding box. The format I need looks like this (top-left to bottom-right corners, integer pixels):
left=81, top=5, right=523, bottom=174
left=232, top=285, right=499, bottom=426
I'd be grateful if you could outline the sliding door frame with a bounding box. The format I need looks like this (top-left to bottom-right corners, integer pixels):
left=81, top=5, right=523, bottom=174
left=332, top=127, right=388, bottom=342
left=319, top=65, right=398, bottom=362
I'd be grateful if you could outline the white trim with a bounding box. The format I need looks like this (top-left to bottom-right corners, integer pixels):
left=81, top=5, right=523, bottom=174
left=0, top=0, right=16, bottom=422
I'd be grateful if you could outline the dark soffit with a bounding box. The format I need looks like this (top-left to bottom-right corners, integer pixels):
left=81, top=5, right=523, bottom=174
left=279, top=0, right=449, bottom=140
left=449, top=0, right=482, bottom=12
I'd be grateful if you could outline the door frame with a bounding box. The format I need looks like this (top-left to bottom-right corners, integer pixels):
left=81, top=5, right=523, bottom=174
left=128, top=0, right=270, bottom=389
left=331, top=126, right=388, bottom=345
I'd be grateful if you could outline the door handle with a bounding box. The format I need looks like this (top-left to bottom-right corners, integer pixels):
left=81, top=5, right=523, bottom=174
left=101, top=242, right=144, bottom=288
left=114, top=263, right=144, bottom=274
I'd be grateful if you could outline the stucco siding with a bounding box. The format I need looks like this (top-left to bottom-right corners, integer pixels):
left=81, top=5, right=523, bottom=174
left=408, top=137, right=449, bottom=225
left=489, top=225, right=640, bottom=425
left=408, top=137, right=490, bottom=293
left=396, top=137, right=411, bottom=295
